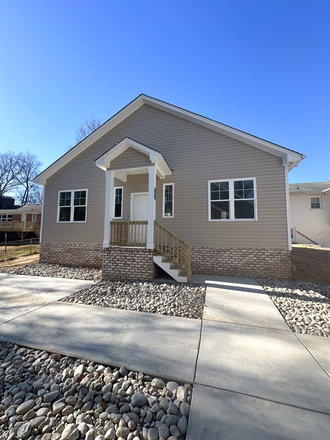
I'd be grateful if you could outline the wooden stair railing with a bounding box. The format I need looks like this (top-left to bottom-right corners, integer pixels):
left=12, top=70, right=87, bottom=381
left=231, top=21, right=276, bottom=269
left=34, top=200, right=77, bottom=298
left=296, top=230, right=319, bottom=246
left=154, top=221, right=191, bottom=282
left=32, top=223, right=41, bottom=237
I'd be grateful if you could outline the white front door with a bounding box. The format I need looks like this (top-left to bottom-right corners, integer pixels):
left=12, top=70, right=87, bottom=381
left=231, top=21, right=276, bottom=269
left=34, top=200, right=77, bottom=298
left=130, top=193, right=148, bottom=244
left=131, top=193, right=149, bottom=221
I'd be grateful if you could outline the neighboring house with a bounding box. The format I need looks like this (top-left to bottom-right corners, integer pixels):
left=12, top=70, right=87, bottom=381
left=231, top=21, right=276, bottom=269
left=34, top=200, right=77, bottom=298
left=33, top=95, right=304, bottom=281
left=290, top=181, right=330, bottom=248
left=0, top=195, right=16, bottom=209
left=0, top=204, right=42, bottom=242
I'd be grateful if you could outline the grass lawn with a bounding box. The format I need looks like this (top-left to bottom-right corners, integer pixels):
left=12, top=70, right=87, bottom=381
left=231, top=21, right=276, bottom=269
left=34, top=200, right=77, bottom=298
left=0, top=244, right=40, bottom=262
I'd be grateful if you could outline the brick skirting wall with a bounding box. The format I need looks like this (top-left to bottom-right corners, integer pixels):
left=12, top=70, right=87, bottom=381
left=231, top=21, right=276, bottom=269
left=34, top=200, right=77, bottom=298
left=40, top=243, right=103, bottom=268
left=191, top=247, right=292, bottom=280
left=102, top=246, right=159, bottom=281
left=40, top=242, right=292, bottom=280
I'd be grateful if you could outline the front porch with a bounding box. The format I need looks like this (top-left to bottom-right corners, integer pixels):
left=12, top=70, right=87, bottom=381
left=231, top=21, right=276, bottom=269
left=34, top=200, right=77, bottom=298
left=95, top=137, right=191, bottom=282
left=107, top=220, right=191, bottom=282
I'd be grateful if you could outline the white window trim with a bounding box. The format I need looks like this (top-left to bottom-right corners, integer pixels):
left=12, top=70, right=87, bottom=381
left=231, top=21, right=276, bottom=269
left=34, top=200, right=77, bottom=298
left=113, top=186, right=123, bottom=219
left=310, top=195, right=322, bottom=210
left=0, top=214, right=12, bottom=222
left=208, top=178, right=257, bottom=221
left=32, top=214, right=38, bottom=222
left=57, top=189, right=88, bottom=223
left=163, top=183, right=174, bottom=218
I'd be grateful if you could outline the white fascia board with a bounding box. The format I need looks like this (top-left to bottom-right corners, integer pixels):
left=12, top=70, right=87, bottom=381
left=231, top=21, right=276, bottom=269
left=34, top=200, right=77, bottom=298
left=150, top=158, right=171, bottom=179
left=33, top=175, right=46, bottom=185
left=282, top=153, right=306, bottom=169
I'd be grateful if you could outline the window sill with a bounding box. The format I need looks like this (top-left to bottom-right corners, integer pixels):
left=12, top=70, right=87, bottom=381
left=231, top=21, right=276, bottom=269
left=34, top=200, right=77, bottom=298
left=209, top=218, right=257, bottom=222
left=57, top=221, right=87, bottom=224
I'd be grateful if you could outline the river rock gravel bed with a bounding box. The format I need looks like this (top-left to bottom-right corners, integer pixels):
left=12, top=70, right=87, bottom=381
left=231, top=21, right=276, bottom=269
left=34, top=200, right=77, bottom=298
left=61, top=282, right=206, bottom=320
left=259, top=279, right=330, bottom=337
left=0, top=341, right=191, bottom=440
left=0, top=264, right=101, bottom=282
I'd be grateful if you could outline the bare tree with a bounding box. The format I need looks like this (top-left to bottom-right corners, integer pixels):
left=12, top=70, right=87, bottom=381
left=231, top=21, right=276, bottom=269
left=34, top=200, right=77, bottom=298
left=16, top=184, right=43, bottom=205
left=15, top=152, right=42, bottom=205
left=0, top=151, right=23, bottom=196
left=75, top=116, right=102, bottom=143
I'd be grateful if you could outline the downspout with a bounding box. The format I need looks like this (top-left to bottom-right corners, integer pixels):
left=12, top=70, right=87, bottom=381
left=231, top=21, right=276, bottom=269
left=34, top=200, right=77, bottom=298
left=39, top=184, right=45, bottom=243
left=284, top=163, right=292, bottom=250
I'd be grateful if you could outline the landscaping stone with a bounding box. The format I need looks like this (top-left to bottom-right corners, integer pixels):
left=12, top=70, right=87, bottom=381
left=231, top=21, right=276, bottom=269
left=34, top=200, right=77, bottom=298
left=0, top=263, right=100, bottom=281
left=61, top=280, right=206, bottom=320
left=0, top=341, right=192, bottom=440
left=259, top=279, right=330, bottom=337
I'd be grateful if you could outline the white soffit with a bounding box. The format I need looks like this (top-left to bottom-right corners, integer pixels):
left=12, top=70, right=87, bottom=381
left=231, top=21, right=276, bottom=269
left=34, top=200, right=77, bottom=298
left=95, top=137, right=172, bottom=180
left=33, top=94, right=304, bottom=185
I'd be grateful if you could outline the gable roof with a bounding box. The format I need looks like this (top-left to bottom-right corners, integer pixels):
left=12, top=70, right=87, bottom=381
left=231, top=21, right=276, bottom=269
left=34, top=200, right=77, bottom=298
left=95, top=137, right=172, bottom=180
left=34, top=94, right=305, bottom=185
left=289, top=181, right=330, bottom=194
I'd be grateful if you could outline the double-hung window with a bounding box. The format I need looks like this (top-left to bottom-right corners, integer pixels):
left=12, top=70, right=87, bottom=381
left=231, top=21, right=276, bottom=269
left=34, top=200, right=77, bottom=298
left=311, top=197, right=321, bottom=209
left=163, top=183, right=174, bottom=218
left=114, top=187, right=123, bottom=218
left=58, top=190, right=87, bottom=222
left=209, top=178, right=257, bottom=221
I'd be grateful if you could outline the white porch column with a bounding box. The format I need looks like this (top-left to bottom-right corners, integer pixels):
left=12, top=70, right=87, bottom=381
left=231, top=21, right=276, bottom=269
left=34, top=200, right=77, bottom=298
left=147, top=166, right=156, bottom=249
left=103, top=170, right=114, bottom=248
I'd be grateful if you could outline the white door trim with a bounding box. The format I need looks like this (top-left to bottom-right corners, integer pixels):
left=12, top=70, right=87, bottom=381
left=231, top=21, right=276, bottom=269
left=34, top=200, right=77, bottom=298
left=130, top=192, right=149, bottom=221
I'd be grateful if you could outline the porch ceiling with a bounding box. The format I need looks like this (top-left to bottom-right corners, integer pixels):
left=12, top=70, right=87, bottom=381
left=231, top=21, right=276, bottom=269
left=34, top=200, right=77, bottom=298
left=95, top=137, right=172, bottom=180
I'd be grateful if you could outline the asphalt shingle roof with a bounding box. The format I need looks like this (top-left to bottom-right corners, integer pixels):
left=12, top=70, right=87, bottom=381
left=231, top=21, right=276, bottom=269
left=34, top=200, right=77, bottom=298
left=289, top=181, right=330, bottom=193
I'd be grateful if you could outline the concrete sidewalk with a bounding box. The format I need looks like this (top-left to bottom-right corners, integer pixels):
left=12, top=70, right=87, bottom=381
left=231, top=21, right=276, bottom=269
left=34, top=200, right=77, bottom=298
left=188, top=275, right=330, bottom=439
left=0, top=274, right=201, bottom=383
left=0, top=273, right=330, bottom=439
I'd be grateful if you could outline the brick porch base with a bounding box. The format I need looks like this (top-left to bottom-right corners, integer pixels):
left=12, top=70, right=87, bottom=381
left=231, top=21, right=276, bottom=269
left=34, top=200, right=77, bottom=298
left=102, top=246, right=159, bottom=281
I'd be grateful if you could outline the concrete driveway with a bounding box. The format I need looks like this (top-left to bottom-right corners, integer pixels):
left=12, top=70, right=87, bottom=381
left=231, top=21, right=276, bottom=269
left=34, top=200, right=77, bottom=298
left=0, top=273, right=330, bottom=439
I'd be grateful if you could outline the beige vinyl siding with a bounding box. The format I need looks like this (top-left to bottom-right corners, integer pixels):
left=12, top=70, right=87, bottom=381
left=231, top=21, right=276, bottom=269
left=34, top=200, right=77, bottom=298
left=111, top=147, right=152, bottom=170
left=43, top=104, right=288, bottom=249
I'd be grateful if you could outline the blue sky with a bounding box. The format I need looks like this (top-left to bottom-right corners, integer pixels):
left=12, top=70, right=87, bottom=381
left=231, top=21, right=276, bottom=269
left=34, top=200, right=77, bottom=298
left=0, top=0, right=329, bottom=184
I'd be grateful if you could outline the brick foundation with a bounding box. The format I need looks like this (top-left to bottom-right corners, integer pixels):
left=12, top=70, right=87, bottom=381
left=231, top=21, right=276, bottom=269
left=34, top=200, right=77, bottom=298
left=191, top=247, right=292, bottom=280
left=102, top=246, right=159, bottom=281
left=40, top=242, right=292, bottom=280
left=40, top=243, right=103, bottom=268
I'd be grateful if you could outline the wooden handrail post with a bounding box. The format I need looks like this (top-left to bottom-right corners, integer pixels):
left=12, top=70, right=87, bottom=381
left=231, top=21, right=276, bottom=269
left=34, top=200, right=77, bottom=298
left=186, top=245, right=191, bottom=282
